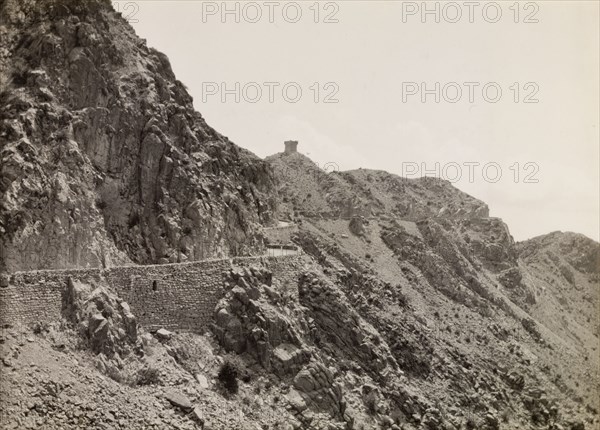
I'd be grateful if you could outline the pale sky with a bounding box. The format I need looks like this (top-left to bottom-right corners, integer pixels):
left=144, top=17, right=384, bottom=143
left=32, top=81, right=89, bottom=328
left=118, top=1, right=599, bottom=241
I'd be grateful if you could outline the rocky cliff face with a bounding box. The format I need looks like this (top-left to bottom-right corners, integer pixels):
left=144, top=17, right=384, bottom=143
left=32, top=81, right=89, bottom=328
left=0, top=0, right=276, bottom=272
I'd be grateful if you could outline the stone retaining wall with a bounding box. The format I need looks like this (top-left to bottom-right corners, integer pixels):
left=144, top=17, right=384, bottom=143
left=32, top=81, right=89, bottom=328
left=0, top=255, right=303, bottom=332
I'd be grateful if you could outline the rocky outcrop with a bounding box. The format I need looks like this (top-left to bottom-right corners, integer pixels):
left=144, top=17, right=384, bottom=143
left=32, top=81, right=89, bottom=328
left=0, top=0, right=276, bottom=272
left=298, top=272, right=398, bottom=378
left=212, top=265, right=357, bottom=427
left=164, top=390, right=193, bottom=412
left=63, top=277, right=140, bottom=358
left=380, top=219, right=483, bottom=307
left=291, top=361, right=345, bottom=419
left=213, top=265, right=310, bottom=375
left=498, top=267, right=523, bottom=289
left=348, top=215, right=367, bottom=237
left=518, top=232, right=600, bottom=275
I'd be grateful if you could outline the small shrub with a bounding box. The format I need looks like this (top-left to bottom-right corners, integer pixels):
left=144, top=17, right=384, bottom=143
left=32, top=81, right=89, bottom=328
left=521, top=317, right=542, bottom=341
left=364, top=392, right=379, bottom=415
left=32, top=321, right=50, bottom=335
left=132, top=365, right=161, bottom=386
left=95, top=198, right=107, bottom=210
left=396, top=289, right=409, bottom=308
left=127, top=212, right=141, bottom=228
left=524, top=289, right=537, bottom=305
left=464, top=413, right=479, bottom=430
left=218, top=359, right=239, bottom=394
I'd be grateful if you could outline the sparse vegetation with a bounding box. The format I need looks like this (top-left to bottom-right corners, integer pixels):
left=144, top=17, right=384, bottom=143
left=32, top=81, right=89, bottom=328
left=32, top=321, right=51, bottom=335
left=95, top=198, right=107, bottom=210
left=217, top=358, right=239, bottom=394
left=464, top=413, right=479, bottom=430
left=364, top=392, right=378, bottom=415
left=521, top=317, right=542, bottom=341
left=396, top=289, right=409, bottom=308
left=131, top=365, right=161, bottom=386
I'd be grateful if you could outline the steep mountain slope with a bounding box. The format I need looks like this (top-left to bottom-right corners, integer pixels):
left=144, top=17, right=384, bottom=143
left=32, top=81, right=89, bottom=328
left=0, top=0, right=276, bottom=272
left=518, top=232, right=599, bottom=364
left=265, top=151, right=489, bottom=221
left=265, top=149, right=599, bottom=429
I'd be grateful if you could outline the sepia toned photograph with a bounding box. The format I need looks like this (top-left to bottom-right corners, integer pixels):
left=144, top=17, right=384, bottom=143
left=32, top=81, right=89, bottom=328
left=0, top=1, right=598, bottom=429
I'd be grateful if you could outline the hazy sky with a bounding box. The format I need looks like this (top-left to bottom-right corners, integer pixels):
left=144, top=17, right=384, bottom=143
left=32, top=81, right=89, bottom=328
left=119, top=1, right=599, bottom=241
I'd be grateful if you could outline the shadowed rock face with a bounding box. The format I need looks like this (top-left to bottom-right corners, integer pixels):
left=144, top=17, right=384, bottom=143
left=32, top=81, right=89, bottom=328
left=0, top=0, right=276, bottom=271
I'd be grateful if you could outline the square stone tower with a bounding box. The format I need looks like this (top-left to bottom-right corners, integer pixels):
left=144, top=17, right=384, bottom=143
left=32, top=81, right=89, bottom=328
left=284, top=140, right=298, bottom=154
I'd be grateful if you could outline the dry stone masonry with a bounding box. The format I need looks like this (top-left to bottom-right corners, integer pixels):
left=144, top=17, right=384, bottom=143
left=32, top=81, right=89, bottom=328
left=0, top=255, right=303, bottom=332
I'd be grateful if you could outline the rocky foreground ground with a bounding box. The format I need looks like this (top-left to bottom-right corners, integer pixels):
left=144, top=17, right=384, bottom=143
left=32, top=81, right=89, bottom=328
left=1, top=225, right=598, bottom=429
